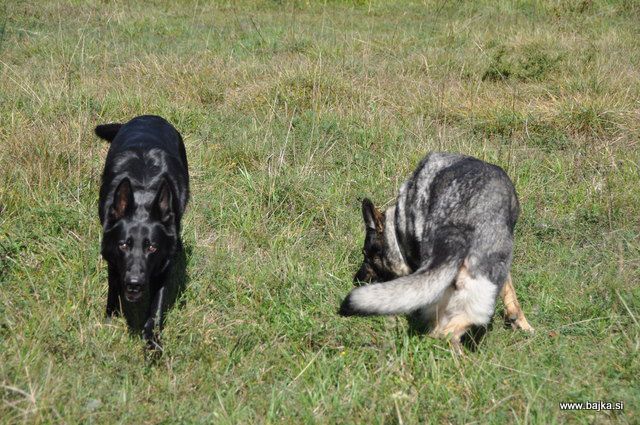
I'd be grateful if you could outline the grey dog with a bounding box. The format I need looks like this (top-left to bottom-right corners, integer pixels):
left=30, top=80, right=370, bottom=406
left=339, top=152, right=533, bottom=351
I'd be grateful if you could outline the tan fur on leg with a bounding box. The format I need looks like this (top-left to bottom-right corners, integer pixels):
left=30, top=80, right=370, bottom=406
left=431, top=315, right=472, bottom=355
left=501, top=273, right=534, bottom=333
left=430, top=262, right=488, bottom=353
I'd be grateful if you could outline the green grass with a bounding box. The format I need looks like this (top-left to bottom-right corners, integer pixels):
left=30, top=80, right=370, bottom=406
left=1, top=0, right=639, bottom=423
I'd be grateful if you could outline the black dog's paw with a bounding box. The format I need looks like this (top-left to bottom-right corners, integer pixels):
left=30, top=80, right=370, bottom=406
left=146, top=338, right=163, bottom=352
left=142, top=320, right=163, bottom=353
left=105, top=308, right=121, bottom=319
left=338, top=293, right=357, bottom=316
left=144, top=338, right=164, bottom=363
left=143, top=331, right=164, bottom=354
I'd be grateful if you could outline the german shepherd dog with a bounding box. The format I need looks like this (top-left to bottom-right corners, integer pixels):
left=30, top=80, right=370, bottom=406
left=96, top=115, right=189, bottom=349
left=339, top=152, right=533, bottom=352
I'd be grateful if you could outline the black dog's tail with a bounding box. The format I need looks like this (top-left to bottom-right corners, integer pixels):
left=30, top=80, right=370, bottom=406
left=94, top=123, right=123, bottom=142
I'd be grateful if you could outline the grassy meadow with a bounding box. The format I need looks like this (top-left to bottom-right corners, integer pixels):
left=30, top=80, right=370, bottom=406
left=1, top=0, right=639, bottom=423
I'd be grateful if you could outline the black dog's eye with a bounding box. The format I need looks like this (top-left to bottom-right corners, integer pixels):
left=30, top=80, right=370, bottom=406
left=118, top=242, right=128, bottom=251
left=147, top=244, right=157, bottom=254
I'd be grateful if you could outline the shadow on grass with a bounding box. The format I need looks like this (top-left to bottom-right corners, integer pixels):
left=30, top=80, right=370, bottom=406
left=347, top=277, right=514, bottom=353
left=163, top=242, right=192, bottom=314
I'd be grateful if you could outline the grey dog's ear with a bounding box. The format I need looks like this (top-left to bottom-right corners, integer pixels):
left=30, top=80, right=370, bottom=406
left=361, top=198, right=384, bottom=233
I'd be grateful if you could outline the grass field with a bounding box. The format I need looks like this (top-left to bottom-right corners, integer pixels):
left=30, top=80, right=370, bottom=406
left=1, top=0, right=639, bottom=423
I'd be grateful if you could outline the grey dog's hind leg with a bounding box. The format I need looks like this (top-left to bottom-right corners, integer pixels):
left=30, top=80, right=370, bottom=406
left=501, top=273, right=534, bottom=333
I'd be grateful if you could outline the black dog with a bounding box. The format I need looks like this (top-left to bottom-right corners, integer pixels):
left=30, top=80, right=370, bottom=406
left=96, top=115, right=189, bottom=349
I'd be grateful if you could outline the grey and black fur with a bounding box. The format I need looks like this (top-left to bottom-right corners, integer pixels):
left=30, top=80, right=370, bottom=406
left=339, top=152, right=533, bottom=351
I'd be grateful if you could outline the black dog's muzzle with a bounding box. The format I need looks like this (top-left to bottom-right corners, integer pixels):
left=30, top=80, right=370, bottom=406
left=124, top=276, right=144, bottom=302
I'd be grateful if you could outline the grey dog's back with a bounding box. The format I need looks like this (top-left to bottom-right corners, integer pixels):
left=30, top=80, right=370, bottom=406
left=339, top=151, right=534, bottom=342
left=395, top=153, right=519, bottom=289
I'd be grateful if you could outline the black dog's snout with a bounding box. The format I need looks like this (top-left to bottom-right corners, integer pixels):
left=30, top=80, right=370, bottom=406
left=125, top=277, right=143, bottom=292
left=123, top=276, right=145, bottom=302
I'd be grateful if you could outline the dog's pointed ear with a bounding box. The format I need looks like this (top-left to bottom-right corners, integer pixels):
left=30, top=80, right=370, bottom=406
left=110, top=178, right=134, bottom=221
left=361, top=198, right=384, bottom=233
left=152, top=179, right=174, bottom=226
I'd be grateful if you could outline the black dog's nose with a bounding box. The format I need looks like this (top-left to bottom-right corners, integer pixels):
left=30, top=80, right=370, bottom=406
left=125, top=277, right=142, bottom=292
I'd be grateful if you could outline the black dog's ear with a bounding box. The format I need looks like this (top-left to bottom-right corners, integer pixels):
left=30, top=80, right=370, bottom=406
left=151, top=179, right=174, bottom=226
left=95, top=123, right=122, bottom=142
left=361, top=198, right=384, bottom=233
left=110, top=178, right=134, bottom=221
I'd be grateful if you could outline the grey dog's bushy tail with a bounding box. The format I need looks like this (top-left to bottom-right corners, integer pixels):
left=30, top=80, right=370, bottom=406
left=339, top=259, right=463, bottom=316
left=339, top=225, right=471, bottom=316
left=94, top=123, right=123, bottom=142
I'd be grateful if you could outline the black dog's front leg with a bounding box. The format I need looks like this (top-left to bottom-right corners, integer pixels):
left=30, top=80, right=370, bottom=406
left=106, top=264, right=121, bottom=318
left=143, top=285, right=166, bottom=350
